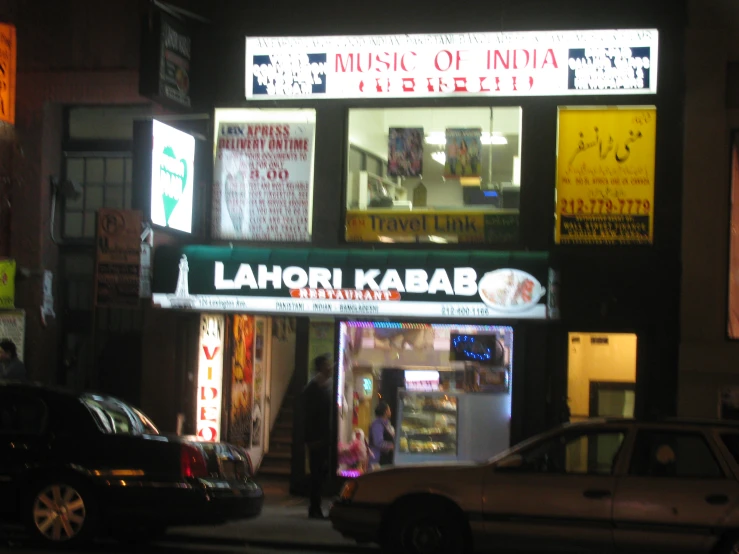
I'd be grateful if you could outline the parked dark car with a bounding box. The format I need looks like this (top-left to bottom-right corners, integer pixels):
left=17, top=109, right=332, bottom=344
left=0, top=381, right=264, bottom=546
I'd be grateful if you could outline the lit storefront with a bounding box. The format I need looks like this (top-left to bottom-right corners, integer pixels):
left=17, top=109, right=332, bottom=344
left=143, top=10, right=684, bottom=490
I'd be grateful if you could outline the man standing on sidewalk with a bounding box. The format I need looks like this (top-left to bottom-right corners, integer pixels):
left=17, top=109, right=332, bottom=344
left=301, top=353, right=333, bottom=519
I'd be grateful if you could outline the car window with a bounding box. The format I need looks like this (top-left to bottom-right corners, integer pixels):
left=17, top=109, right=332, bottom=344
left=721, top=433, right=739, bottom=465
left=82, top=396, right=138, bottom=435
left=518, top=430, right=626, bottom=475
left=0, top=393, right=48, bottom=435
left=629, top=431, right=724, bottom=479
left=132, top=407, right=159, bottom=435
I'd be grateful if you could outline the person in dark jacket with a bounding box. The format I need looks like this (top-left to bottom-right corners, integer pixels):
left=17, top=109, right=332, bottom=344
left=0, top=339, right=26, bottom=381
left=301, top=353, right=333, bottom=519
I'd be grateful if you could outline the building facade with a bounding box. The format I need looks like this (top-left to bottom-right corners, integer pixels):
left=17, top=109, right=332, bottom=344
left=0, top=0, right=688, bottom=491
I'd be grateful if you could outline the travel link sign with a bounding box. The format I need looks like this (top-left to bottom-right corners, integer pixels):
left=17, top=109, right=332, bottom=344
left=151, top=119, right=195, bottom=233
left=152, top=245, right=552, bottom=320
left=346, top=210, right=519, bottom=244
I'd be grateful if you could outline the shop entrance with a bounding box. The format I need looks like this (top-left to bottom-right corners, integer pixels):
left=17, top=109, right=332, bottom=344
left=567, top=333, right=637, bottom=422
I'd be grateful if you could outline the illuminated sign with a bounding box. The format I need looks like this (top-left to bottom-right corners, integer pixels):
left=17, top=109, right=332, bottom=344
left=152, top=246, right=552, bottom=320
left=245, top=29, right=658, bottom=100
left=197, top=314, right=225, bottom=441
left=151, top=120, right=195, bottom=233
left=0, top=24, right=16, bottom=125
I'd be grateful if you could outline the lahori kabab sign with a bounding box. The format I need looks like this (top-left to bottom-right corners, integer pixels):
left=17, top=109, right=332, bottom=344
left=152, top=246, right=553, bottom=320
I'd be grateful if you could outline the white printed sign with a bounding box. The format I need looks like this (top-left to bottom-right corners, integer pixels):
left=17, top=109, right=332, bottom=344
left=151, top=120, right=195, bottom=233
left=212, top=122, right=315, bottom=241
left=0, top=310, right=24, bottom=361
left=246, top=29, right=659, bottom=100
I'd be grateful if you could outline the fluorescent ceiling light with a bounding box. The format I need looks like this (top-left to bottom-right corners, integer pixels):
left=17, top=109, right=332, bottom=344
left=431, top=151, right=446, bottom=165
left=378, top=236, right=395, bottom=243
left=428, top=235, right=448, bottom=244
left=425, top=132, right=508, bottom=145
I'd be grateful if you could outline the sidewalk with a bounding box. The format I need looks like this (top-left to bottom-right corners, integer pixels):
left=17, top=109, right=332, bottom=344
left=165, top=479, right=378, bottom=552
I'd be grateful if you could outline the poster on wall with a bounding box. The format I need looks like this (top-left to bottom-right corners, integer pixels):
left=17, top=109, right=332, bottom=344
left=728, top=134, right=739, bottom=338
left=555, top=107, right=657, bottom=245
left=229, top=315, right=255, bottom=447
left=212, top=121, right=315, bottom=242
left=388, top=128, right=423, bottom=178
left=444, top=129, right=482, bottom=179
left=251, top=318, right=266, bottom=448
left=0, top=23, right=16, bottom=125
left=0, top=258, right=16, bottom=308
left=0, top=310, right=24, bottom=361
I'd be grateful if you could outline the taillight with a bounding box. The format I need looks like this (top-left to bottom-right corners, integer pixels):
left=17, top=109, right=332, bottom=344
left=181, top=444, right=208, bottom=478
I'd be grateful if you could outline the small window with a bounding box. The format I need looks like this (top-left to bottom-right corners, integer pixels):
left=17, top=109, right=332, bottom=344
left=629, top=431, right=724, bottom=479
left=0, top=394, right=48, bottom=434
left=518, top=430, right=626, bottom=475
left=346, top=107, right=522, bottom=245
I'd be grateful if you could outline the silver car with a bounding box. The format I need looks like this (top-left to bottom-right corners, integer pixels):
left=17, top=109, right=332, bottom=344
left=330, top=418, right=739, bottom=554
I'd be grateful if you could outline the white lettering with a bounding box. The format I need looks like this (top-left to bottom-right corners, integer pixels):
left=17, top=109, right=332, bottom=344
left=427, top=269, right=454, bottom=295
left=333, top=269, right=343, bottom=289
left=379, top=269, right=405, bottom=292
left=309, top=267, right=334, bottom=289
left=214, top=262, right=237, bottom=289
left=233, top=264, right=258, bottom=289
left=454, top=268, right=478, bottom=296
left=258, top=265, right=282, bottom=289
left=355, top=269, right=381, bottom=290
left=283, top=266, right=308, bottom=288
left=405, top=269, right=429, bottom=293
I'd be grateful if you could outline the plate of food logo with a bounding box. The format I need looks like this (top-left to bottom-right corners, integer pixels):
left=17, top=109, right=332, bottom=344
left=477, top=269, right=546, bottom=313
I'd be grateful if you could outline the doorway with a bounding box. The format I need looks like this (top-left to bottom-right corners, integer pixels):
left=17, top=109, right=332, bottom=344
left=567, top=333, right=637, bottom=422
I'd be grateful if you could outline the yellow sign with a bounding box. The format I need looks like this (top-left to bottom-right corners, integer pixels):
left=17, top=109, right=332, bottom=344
left=0, top=258, right=15, bottom=308
left=0, top=24, right=16, bottom=125
left=346, top=209, right=519, bottom=244
left=555, top=107, right=656, bottom=244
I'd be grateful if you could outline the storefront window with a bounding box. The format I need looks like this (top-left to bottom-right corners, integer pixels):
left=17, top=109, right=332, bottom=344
left=212, top=108, right=316, bottom=242
left=336, top=321, right=513, bottom=477
left=345, top=107, right=522, bottom=245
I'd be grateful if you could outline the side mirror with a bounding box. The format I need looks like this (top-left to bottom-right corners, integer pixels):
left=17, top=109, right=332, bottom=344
left=495, top=454, right=523, bottom=471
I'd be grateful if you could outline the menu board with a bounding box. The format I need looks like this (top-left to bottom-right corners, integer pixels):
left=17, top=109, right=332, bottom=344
left=212, top=121, right=315, bottom=242
left=555, top=107, right=656, bottom=244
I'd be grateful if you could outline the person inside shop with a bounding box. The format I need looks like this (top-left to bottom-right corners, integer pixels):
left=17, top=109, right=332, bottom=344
left=369, top=401, right=395, bottom=470
left=301, top=353, right=333, bottom=519
left=0, top=339, right=27, bottom=381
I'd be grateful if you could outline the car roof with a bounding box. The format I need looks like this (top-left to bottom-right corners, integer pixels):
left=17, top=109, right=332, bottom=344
left=566, top=417, right=739, bottom=431
left=0, top=380, right=123, bottom=405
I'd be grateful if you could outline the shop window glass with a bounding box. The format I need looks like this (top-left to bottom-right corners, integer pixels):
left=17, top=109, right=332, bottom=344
left=346, top=107, right=522, bottom=245
left=212, top=108, right=316, bottom=242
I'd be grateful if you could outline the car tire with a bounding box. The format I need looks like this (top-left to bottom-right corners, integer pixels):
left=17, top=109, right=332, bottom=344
left=25, top=475, right=98, bottom=547
left=388, top=500, right=468, bottom=554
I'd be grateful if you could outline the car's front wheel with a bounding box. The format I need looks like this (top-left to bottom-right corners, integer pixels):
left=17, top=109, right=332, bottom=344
left=26, top=476, right=97, bottom=547
left=388, top=500, right=468, bottom=554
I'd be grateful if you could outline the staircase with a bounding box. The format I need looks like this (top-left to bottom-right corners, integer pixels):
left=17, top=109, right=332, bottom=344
left=258, top=392, right=295, bottom=479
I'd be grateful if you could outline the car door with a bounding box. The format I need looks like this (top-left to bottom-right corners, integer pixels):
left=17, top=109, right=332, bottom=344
left=613, top=427, right=739, bottom=554
left=482, top=426, right=629, bottom=553
left=0, top=391, right=51, bottom=516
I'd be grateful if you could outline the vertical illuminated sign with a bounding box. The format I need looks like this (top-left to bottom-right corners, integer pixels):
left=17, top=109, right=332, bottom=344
left=151, top=120, right=195, bottom=233
left=197, top=314, right=224, bottom=441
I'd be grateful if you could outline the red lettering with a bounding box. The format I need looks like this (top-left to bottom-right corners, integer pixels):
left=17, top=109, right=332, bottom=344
left=455, top=49, right=470, bottom=70
left=513, top=49, right=530, bottom=69
left=434, top=50, right=453, bottom=71
left=400, top=52, right=416, bottom=71
left=542, top=48, right=558, bottom=68
left=200, top=386, right=218, bottom=401
left=197, top=427, right=217, bottom=441
left=402, top=78, right=415, bottom=92
left=200, top=407, right=218, bottom=422
left=202, top=346, right=220, bottom=360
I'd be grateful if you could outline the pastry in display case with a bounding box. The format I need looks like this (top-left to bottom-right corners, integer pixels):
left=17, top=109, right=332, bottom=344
left=395, top=391, right=458, bottom=462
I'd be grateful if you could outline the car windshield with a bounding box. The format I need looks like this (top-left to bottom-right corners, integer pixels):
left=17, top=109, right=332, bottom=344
left=82, top=395, right=159, bottom=436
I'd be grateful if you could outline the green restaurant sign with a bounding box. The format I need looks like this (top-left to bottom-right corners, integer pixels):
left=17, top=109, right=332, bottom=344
left=152, top=246, right=554, bottom=320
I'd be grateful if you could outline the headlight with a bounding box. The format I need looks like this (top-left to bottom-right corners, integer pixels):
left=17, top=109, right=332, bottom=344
left=340, top=480, right=359, bottom=501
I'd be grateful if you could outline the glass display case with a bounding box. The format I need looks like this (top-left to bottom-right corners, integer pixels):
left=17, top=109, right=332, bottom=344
left=395, top=390, right=459, bottom=464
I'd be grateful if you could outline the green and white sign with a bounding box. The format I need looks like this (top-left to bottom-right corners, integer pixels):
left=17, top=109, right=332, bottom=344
left=151, top=119, right=195, bottom=233
left=152, top=246, right=553, bottom=320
